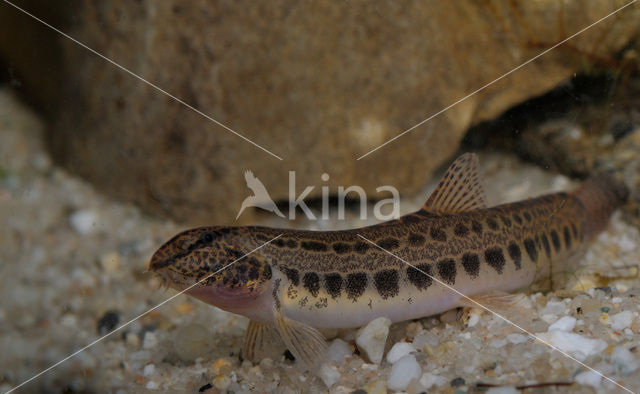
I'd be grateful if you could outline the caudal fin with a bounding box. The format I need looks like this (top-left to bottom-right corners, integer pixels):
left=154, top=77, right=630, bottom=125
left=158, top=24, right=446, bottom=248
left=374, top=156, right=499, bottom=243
left=572, top=174, right=629, bottom=239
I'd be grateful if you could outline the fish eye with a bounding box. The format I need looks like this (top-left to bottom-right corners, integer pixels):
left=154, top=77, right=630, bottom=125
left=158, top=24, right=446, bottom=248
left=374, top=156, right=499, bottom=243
left=203, top=233, right=214, bottom=243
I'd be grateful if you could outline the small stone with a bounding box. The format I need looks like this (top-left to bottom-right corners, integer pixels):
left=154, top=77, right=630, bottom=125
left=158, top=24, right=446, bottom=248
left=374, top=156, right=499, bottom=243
left=173, top=323, right=212, bottom=361
left=142, top=364, right=155, bottom=376
left=548, top=316, right=576, bottom=332
left=610, top=311, right=634, bottom=331
left=355, top=317, right=391, bottom=364
left=490, top=339, right=507, bottom=348
left=142, top=331, right=158, bottom=349
left=574, top=370, right=602, bottom=388
left=328, top=338, right=352, bottom=362
left=145, top=381, right=159, bottom=390
left=506, top=333, right=527, bottom=344
left=99, top=251, right=121, bottom=273
left=213, top=375, right=231, bottom=390
left=126, top=332, right=140, bottom=348
left=97, top=311, right=120, bottom=335
left=385, top=341, right=416, bottom=364
left=362, top=378, right=387, bottom=394
left=440, top=309, right=458, bottom=324
left=450, top=377, right=465, bottom=388
left=387, top=354, right=421, bottom=391
left=611, top=346, right=639, bottom=374
left=535, top=331, right=606, bottom=361
left=420, top=372, right=448, bottom=389
left=209, top=358, right=233, bottom=375
left=198, top=383, right=213, bottom=392
left=319, top=362, right=341, bottom=387
left=413, top=330, right=439, bottom=350
left=69, top=209, right=100, bottom=235
left=542, top=300, right=566, bottom=315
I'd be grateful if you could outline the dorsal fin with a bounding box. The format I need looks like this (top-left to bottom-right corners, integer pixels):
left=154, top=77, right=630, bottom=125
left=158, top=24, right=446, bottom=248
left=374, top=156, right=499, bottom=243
left=421, top=153, right=487, bottom=214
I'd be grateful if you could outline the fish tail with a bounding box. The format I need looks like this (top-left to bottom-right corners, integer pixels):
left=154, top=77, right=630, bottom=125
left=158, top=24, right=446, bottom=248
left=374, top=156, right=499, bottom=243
left=572, top=173, right=629, bottom=239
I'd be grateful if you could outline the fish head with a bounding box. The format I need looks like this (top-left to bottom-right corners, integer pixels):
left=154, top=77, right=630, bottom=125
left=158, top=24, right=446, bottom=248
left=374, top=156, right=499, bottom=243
left=148, top=226, right=273, bottom=312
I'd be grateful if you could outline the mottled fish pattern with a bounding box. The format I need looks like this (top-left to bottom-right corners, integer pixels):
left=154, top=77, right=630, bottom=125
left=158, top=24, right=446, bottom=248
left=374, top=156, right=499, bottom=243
left=149, top=153, right=628, bottom=368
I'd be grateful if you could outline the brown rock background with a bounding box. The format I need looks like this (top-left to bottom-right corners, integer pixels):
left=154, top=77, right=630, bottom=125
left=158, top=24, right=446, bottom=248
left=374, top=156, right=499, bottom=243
left=1, top=0, right=638, bottom=225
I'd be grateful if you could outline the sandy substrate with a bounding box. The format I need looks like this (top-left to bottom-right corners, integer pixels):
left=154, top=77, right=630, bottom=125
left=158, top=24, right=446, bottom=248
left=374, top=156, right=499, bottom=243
left=1, top=88, right=639, bottom=393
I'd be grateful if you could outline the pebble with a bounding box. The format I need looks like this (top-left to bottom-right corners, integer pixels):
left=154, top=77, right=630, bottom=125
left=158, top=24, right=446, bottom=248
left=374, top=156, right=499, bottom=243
left=363, top=378, right=387, bottom=394
left=548, top=316, right=576, bottom=332
left=355, top=317, right=391, bottom=364
left=69, top=209, right=100, bottom=235
left=213, top=375, right=231, bottom=390
left=450, top=376, right=465, bottom=387
left=173, top=323, right=212, bottom=361
left=328, top=338, right=352, bottom=362
left=319, top=362, right=341, bottom=387
left=145, top=381, right=159, bottom=390
left=142, top=331, right=158, bottom=349
left=97, top=310, right=120, bottom=335
left=387, top=354, right=421, bottom=391
left=611, top=346, right=639, bottom=374
left=506, top=333, right=527, bottom=344
left=385, top=341, right=416, bottom=364
left=99, top=251, right=121, bottom=273
left=142, top=364, right=155, bottom=376
left=541, top=300, right=566, bottom=315
left=420, top=372, right=448, bottom=389
left=574, top=370, right=602, bottom=388
left=610, top=310, right=634, bottom=330
left=412, top=330, right=439, bottom=350
left=535, top=331, right=607, bottom=361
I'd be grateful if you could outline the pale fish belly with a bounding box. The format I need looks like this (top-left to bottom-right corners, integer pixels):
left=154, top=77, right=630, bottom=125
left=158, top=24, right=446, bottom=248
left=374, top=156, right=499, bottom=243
left=280, top=256, right=539, bottom=329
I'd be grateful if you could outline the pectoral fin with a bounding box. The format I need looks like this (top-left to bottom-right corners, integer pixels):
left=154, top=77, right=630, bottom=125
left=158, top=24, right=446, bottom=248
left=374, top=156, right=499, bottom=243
left=274, top=311, right=328, bottom=370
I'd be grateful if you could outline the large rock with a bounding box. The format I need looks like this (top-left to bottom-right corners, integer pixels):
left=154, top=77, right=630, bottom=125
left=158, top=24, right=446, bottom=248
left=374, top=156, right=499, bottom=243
left=2, top=1, right=638, bottom=224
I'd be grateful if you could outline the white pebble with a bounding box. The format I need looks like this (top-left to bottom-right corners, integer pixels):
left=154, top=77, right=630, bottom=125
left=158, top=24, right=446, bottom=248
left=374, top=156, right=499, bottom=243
left=610, top=311, right=634, bottom=331
left=486, top=387, right=518, bottom=394
left=328, top=338, right=352, bottom=363
left=356, top=317, right=391, bottom=364
left=412, top=331, right=439, bottom=349
left=506, top=333, right=527, bottom=344
left=542, top=300, right=566, bottom=315
left=143, top=332, right=158, bottom=349
left=611, top=346, right=639, bottom=374
left=490, top=338, right=507, bottom=348
left=385, top=342, right=416, bottom=364
left=69, top=209, right=100, bottom=235
left=142, top=364, right=155, bottom=376
left=420, top=372, right=447, bottom=389
left=574, top=370, right=602, bottom=388
left=387, top=354, right=421, bottom=391
left=145, top=381, right=159, bottom=390
left=536, top=331, right=606, bottom=361
left=548, top=316, right=576, bottom=332
left=319, top=362, right=341, bottom=387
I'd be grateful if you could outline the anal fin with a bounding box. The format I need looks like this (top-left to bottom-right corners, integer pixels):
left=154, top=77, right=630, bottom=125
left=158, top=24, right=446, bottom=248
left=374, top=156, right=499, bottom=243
left=458, top=290, right=526, bottom=310
left=274, top=311, right=328, bottom=370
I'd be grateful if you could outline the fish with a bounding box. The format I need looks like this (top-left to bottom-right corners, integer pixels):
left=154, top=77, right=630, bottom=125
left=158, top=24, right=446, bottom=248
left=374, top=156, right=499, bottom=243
left=148, top=153, right=628, bottom=368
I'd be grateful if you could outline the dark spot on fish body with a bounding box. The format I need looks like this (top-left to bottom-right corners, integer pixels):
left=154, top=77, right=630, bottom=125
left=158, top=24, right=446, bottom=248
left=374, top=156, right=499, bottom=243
left=354, top=241, right=370, bottom=254
left=377, top=237, right=400, bottom=250
left=523, top=212, right=532, bottom=222
left=454, top=223, right=469, bottom=237
left=541, top=233, right=551, bottom=258
left=407, top=263, right=433, bottom=290
left=484, top=247, right=506, bottom=273
left=501, top=216, right=512, bottom=227
left=374, top=270, right=400, bottom=299
left=524, top=238, right=537, bottom=262
left=284, top=268, right=299, bottom=286
left=486, top=218, right=499, bottom=231
left=274, top=239, right=285, bottom=247
left=551, top=230, right=561, bottom=252
left=301, top=240, right=328, bottom=252
left=303, top=272, right=320, bottom=297
left=564, top=226, right=572, bottom=248
left=408, top=233, right=426, bottom=247
left=286, top=239, right=298, bottom=248
left=571, top=222, right=578, bottom=239
left=430, top=227, right=447, bottom=242
left=315, top=297, right=328, bottom=309
left=346, top=272, right=368, bottom=301
left=403, top=214, right=421, bottom=223
left=461, top=253, right=480, bottom=278
left=507, top=243, right=522, bottom=270
left=471, top=220, right=483, bottom=236
left=512, top=213, right=523, bottom=225
left=332, top=242, right=352, bottom=254
left=437, top=259, right=456, bottom=285
left=325, top=273, right=343, bottom=299
left=298, top=296, right=308, bottom=308
left=272, top=279, right=281, bottom=309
